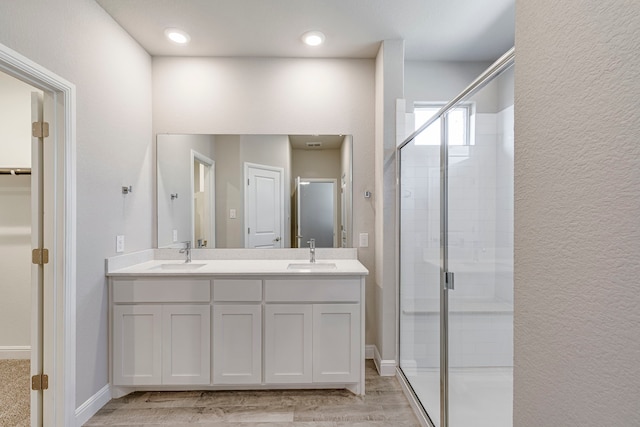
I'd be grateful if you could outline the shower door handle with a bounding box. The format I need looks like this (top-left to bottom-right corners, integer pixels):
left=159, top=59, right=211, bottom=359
left=445, top=271, right=455, bottom=290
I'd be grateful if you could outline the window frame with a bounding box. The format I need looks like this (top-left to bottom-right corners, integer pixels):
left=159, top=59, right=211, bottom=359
left=413, top=102, right=475, bottom=146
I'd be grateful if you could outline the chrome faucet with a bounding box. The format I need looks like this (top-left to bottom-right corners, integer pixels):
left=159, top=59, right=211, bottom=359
left=307, top=238, right=316, bottom=263
left=179, top=241, right=192, bottom=263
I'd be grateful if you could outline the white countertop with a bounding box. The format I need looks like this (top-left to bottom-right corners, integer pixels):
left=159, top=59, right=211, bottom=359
left=107, top=258, right=368, bottom=277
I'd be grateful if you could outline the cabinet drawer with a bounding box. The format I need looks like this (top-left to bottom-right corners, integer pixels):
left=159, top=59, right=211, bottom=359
left=265, top=279, right=360, bottom=302
left=112, top=279, right=211, bottom=303
left=213, top=279, right=262, bottom=302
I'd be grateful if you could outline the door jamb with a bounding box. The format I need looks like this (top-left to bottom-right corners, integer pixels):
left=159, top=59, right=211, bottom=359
left=0, top=43, right=76, bottom=426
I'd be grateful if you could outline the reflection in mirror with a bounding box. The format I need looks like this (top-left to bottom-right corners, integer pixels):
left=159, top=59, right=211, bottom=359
left=157, top=134, right=353, bottom=249
left=294, top=178, right=337, bottom=248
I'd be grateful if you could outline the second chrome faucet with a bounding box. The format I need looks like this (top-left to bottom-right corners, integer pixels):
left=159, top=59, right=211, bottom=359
left=307, top=238, right=316, bottom=263
left=179, top=241, right=192, bottom=263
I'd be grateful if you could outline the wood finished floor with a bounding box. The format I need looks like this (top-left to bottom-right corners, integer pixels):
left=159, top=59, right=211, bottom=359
left=84, top=361, right=421, bottom=426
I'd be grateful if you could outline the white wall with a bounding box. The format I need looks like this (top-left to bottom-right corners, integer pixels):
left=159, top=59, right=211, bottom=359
left=153, top=56, right=377, bottom=343
left=0, top=175, right=31, bottom=355
left=0, top=0, right=153, bottom=408
left=214, top=135, right=242, bottom=248
left=375, top=40, right=404, bottom=361
left=515, top=2, right=640, bottom=426
left=291, top=149, right=341, bottom=181
left=405, top=61, right=491, bottom=109
left=0, top=72, right=35, bottom=168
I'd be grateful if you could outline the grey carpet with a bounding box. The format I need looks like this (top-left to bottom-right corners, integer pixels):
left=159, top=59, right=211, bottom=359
left=0, top=359, right=30, bottom=426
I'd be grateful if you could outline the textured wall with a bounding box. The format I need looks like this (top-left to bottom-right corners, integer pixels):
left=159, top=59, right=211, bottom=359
left=515, top=2, right=640, bottom=425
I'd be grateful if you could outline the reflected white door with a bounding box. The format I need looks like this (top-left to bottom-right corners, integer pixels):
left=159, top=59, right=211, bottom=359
left=245, top=163, right=284, bottom=248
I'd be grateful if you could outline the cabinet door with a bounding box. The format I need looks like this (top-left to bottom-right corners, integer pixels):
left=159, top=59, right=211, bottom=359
left=113, top=305, right=162, bottom=386
left=264, top=304, right=312, bottom=383
left=162, top=305, right=211, bottom=385
left=312, top=304, right=360, bottom=383
left=212, top=304, right=262, bottom=384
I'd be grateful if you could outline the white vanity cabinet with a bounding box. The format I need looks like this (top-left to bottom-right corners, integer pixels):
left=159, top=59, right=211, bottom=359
left=107, top=260, right=367, bottom=395
left=312, top=303, right=360, bottom=383
left=264, top=304, right=313, bottom=383
left=212, top=279, right=262, bottom=384
left=112, top=305, right=162, bottom=385
left=264, top=278, right=362, bottom=386
left=111, top=279, right=211, bottom=386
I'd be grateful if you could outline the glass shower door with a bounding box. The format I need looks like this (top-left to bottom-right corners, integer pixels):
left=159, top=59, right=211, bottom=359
left=398, top=50, right=514, bottom=427
left=399, top=119, right=442, bottom=426
left=445, top=74, right=514, bottom=427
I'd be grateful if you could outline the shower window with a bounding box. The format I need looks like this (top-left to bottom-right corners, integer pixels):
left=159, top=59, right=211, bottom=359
left=414, top=103, right=474, bottom=146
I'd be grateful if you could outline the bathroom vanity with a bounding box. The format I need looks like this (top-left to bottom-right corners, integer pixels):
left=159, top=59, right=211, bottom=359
left=106, top=250, right=368, bottom=397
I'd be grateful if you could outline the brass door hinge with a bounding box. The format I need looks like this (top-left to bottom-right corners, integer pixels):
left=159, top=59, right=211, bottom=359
left=32, top=374, right=49, bottom=391
left=32, top=121, right=50, bottom=138
left=32, top=248, right=49, bottom=265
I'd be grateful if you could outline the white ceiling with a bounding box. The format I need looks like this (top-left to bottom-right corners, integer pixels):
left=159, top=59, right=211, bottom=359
left=95, top=0, right=514, bottom=61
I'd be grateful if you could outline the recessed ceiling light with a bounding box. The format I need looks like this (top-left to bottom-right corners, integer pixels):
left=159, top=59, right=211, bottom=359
left=301, top=31, right=325, bottom=47
left=164, top=28, right=190, bottom=44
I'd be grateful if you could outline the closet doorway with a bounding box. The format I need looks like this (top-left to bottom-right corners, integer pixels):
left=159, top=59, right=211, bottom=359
left=0, top=41, right=77, bottom=426
left=0, top=70, right=42, bottom=426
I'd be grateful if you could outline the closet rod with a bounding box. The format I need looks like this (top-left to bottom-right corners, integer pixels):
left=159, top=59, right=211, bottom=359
left=0, top=168, right=31, bottom=175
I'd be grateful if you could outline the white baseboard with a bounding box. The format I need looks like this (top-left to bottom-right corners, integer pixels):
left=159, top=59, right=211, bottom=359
left=75, top=383, right=111, bottom=427
left=372, top=345, right=397, bottom=376
left=0, top=346, right=30, bottom=359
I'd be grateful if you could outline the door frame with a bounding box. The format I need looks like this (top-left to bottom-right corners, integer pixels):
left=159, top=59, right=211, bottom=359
left=243, top=162, right=285, bottom=248
left=0, top=43, right=76, bottom=425
left=190, top=150, right=215, bottom=248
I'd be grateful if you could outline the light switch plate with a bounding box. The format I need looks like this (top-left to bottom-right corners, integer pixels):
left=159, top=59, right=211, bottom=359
left=359, top=233, right=369, bottom=248
left=116, top=235, right=125, bottom=253
left=230, top=208, right=237, bottom=219
left=172, top=229, right=178, bottom=242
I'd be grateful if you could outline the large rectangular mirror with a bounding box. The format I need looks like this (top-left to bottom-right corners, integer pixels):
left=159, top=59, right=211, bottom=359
left=157, top=134, right=353, bottom=249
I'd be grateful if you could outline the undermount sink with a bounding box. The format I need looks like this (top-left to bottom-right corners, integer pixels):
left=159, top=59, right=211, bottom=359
left=287, top=262, right=337, bottom=271
left=152, top=263, right=206, bottom=270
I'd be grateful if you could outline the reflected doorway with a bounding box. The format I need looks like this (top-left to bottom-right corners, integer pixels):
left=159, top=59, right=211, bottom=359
left=191, top=151, right=214, bottom=248
left=294, top=177, right=337, bottom=248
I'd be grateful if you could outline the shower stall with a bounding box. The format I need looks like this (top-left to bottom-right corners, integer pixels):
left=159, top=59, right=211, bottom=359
left=398, top=49, right=514, bottom=427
